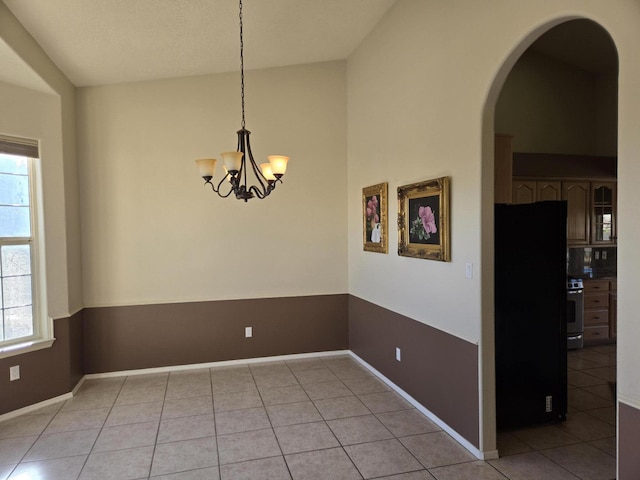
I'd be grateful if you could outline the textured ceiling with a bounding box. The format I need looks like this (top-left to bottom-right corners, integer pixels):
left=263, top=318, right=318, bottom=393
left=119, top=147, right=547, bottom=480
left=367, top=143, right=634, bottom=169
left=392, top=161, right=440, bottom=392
left=1, top=3, right=618, bottom=93
left=2, top=0, right=397, bottom=87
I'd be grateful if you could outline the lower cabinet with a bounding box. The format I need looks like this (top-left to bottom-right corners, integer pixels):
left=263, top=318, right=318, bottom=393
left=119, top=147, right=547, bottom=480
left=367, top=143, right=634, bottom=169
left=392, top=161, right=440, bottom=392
left=609, top=280, right=617, bottom=340
left=583, top=279, right=616, bottom=345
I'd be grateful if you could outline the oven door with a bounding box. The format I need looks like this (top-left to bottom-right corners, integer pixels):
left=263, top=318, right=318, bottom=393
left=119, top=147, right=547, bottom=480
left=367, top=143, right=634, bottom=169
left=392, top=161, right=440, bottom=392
left=567, top=288, right=584, bottom=349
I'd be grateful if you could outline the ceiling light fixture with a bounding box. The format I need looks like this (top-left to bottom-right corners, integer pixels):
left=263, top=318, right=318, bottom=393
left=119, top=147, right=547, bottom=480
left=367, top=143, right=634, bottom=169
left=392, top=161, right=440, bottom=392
left=195, top=0, right=289, bottom=202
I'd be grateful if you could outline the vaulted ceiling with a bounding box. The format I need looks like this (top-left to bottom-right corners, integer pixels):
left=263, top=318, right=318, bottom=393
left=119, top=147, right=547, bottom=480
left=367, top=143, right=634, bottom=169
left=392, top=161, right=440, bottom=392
left=1, top=2, right=618, bottom=94
left=1, top=0, right=397, bottom=88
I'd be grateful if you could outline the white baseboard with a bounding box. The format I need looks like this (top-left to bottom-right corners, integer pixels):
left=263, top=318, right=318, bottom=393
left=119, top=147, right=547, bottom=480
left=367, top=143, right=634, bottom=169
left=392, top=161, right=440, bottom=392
left=83, top=350, right=352, bottom=379
left=0, top=392, right=72, bottom=423
left=349, top=351, right=494, bottom=460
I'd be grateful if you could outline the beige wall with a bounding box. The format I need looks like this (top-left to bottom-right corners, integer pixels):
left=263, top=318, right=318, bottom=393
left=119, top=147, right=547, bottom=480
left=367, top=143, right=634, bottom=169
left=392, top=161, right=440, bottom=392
left=347, top=0, right=640, bottom=456
left=496, top=50, right=617, bottom=156
left=0, top=81, right=68, bottom=317
left=0, top=2, right=82, bottom=318
left=76, top=61, right=348, bottom=307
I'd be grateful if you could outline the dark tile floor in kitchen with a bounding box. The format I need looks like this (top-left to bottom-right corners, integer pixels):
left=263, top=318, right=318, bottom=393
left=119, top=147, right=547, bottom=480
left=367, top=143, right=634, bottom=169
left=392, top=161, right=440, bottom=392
left=497, top=343, right=617, bottom=480
left=0, top=346, right=617, bottom=480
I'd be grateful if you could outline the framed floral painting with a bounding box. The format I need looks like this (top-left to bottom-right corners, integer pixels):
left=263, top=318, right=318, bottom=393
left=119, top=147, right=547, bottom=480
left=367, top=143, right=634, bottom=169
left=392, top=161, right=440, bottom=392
left=397, top=176, right=450, bottom=261
left=362, top=182, right=388, bottom=253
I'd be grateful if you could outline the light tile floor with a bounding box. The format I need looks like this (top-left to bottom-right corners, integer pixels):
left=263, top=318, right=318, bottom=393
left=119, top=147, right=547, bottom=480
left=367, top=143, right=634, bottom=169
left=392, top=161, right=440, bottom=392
left=0, top=348, right=617, bottom=480
left=496, top=344, right=617, bottom=480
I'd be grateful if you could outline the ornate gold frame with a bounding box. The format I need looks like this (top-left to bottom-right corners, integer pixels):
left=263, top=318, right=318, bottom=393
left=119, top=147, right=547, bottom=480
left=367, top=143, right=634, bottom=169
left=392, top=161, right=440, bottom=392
left=397, top=176, right=450, bottom=261
left=362, top=182, right=388, bottom=253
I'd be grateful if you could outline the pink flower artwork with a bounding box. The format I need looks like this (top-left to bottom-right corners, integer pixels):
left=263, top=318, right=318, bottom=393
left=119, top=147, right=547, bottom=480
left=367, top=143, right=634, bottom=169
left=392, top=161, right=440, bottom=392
left=418, top=206, right=437, bottom=234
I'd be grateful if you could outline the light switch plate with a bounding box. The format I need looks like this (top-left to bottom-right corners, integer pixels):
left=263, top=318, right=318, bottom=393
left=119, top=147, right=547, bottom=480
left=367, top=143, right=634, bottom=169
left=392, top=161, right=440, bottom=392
left=465, top=262, right=473, bottom=279
left=245, top=327, right=252, bottom=338
left=10, top=365, right=20, bottom=381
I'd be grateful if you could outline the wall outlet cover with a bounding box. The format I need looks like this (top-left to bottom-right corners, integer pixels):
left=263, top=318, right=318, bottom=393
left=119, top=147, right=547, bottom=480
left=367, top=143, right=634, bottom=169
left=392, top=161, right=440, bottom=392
left=10, top=365, right=20, bottom=381
left=245, top=327, right=252, bottom=338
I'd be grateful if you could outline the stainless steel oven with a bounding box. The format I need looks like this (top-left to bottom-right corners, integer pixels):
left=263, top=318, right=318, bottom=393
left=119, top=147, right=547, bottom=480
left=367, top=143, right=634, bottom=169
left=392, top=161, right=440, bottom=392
left=567, top=278, right=584, bottom=349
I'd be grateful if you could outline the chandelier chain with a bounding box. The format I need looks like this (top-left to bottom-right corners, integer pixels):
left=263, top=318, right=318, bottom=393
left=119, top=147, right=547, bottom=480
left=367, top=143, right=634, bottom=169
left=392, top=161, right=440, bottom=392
left=239, top=0, right=246, bottom=129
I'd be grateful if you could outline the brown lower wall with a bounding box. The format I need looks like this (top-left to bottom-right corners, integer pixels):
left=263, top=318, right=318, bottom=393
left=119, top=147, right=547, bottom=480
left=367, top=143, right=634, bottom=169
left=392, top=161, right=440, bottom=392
left=619, top=401, right=640, bottom=479
left=349, top=295, right=480, bottom=448
left=0, top=311, right=84, bottom=415
left=83, top=294, right=349, bottom=373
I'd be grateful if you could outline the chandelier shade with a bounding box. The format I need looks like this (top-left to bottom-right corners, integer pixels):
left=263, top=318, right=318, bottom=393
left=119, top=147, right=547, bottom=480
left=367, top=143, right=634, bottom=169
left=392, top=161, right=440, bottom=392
left=196, top=0, right=289, bottom=202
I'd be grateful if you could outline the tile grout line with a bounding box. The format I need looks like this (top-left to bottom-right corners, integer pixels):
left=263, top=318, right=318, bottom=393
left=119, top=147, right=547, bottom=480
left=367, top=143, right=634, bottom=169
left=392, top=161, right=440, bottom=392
left=146, top=373, right=169, bottom=479
left=208, top=367, right=222, bottom=480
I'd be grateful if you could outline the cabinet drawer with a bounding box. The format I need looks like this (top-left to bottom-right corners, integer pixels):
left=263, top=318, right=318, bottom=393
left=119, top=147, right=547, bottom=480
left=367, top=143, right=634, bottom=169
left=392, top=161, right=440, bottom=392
left=584, top=280, right=610, bottom=293
left=584, top=309, right=609, bottom=326
left=584, top=325, right=609, bottom=342
left=585, top=293, right=609, bottom=308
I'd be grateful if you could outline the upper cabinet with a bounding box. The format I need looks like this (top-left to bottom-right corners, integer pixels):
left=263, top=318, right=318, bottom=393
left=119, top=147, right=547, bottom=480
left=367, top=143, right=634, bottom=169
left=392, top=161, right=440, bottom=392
left=512, top=180, right=536, bottom=204
left=563, top=181, right=590, bottom=245
left=513, top=177, right=616, bottom=246
left=537, top=181, right=562, bottom=201
left=591, top=181, right=616, bottom=245
left=512, top=180, right=561, bottom=204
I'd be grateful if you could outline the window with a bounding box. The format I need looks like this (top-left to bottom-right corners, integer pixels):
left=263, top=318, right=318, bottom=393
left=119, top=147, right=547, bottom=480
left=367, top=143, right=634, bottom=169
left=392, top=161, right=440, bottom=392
left=0, top=136, right=50, bottom=356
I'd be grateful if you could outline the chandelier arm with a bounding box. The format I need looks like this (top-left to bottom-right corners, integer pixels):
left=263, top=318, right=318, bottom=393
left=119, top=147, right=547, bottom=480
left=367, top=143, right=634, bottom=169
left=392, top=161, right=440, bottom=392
left=248, top=184, right=267, bottom=199
left=245, top=137, right=269, bottom=192
left=205, top=175, right=235, bottom=198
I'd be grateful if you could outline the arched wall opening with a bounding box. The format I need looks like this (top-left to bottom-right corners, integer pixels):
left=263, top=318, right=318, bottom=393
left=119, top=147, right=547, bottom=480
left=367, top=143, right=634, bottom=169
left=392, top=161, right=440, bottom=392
left=479, top=16, right=619, bottom=456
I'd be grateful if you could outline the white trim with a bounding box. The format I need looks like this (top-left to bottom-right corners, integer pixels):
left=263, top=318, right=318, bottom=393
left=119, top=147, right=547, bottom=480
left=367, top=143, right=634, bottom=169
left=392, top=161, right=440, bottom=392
left=349, top=351, right=498, bottom=460
left=0, top=391, right=71, bottom=423
left=72, top=375, right=86, bottom=395
left=0, top=337, right=55, bottom=360
left=618, top=393, right=640, bottom=411
left=51, top=306, right=84, bottom=321
left=81, top=291, right=349, bottom=310
left=83, top=350, right=352, bottom=379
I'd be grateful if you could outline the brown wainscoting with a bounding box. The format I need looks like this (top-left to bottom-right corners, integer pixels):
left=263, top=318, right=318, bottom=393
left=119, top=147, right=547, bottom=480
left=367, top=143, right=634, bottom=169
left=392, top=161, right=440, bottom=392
left=0, top=311, right=84, bottom=415
left=619, top=401, right=640, bottom=479
left=349, top=295, right=479, bottom=448
left=83, top=294, right=349, bottom=373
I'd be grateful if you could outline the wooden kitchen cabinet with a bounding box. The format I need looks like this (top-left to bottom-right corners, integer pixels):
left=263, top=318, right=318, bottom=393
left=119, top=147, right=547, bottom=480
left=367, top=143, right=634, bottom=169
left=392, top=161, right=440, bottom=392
left=512, top=177, right=616, bottom=246
left=562, top=181, right=590, bottom=246
left=610, top=280, right=617, bottom=339
left=584, top=279, right=615, bottom=345
left=512, top=180, right=536, bottom=204
left=537, top=181, right=562, bottom=201
left=591, top=181, right=616, bottom=245
left=512, top=180, right=561, bottom=204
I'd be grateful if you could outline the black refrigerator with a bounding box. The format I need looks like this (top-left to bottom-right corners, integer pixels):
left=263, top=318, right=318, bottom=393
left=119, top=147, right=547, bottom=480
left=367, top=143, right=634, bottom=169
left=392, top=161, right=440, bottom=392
left=495, top=201, right=568, bottom=429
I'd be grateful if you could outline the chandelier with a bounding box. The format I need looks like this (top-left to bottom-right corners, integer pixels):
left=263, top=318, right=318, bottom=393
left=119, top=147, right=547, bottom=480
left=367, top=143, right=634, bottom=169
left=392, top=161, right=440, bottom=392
left=195, top=0, right=289, bottom=202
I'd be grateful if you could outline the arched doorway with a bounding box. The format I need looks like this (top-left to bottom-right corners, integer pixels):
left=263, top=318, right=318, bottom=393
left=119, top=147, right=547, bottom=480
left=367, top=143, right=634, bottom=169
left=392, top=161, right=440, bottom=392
left=480, top=17, right=619, bottom=469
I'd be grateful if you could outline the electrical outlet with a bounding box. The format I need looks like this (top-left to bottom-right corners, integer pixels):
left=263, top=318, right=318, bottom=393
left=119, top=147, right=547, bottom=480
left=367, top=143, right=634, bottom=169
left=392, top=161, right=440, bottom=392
left=395, top=347, right=401, bottom=362
left=545, top=395, right=552, bottom=413
left=245, top=327, right=252, bottom=338
left=10, top=365, right=20, bottom=381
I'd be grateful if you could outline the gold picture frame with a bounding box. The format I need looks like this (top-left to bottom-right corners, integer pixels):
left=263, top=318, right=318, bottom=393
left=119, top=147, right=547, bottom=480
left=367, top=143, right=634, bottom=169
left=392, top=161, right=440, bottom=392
left=362, top=182, right=388, bottom=253
left=397, top=176, right=450, bottom=261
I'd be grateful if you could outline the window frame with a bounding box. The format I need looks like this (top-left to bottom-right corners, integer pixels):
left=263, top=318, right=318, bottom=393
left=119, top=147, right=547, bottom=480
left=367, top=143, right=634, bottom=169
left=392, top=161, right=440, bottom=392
left=0, top=142, right=52, bottom=359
